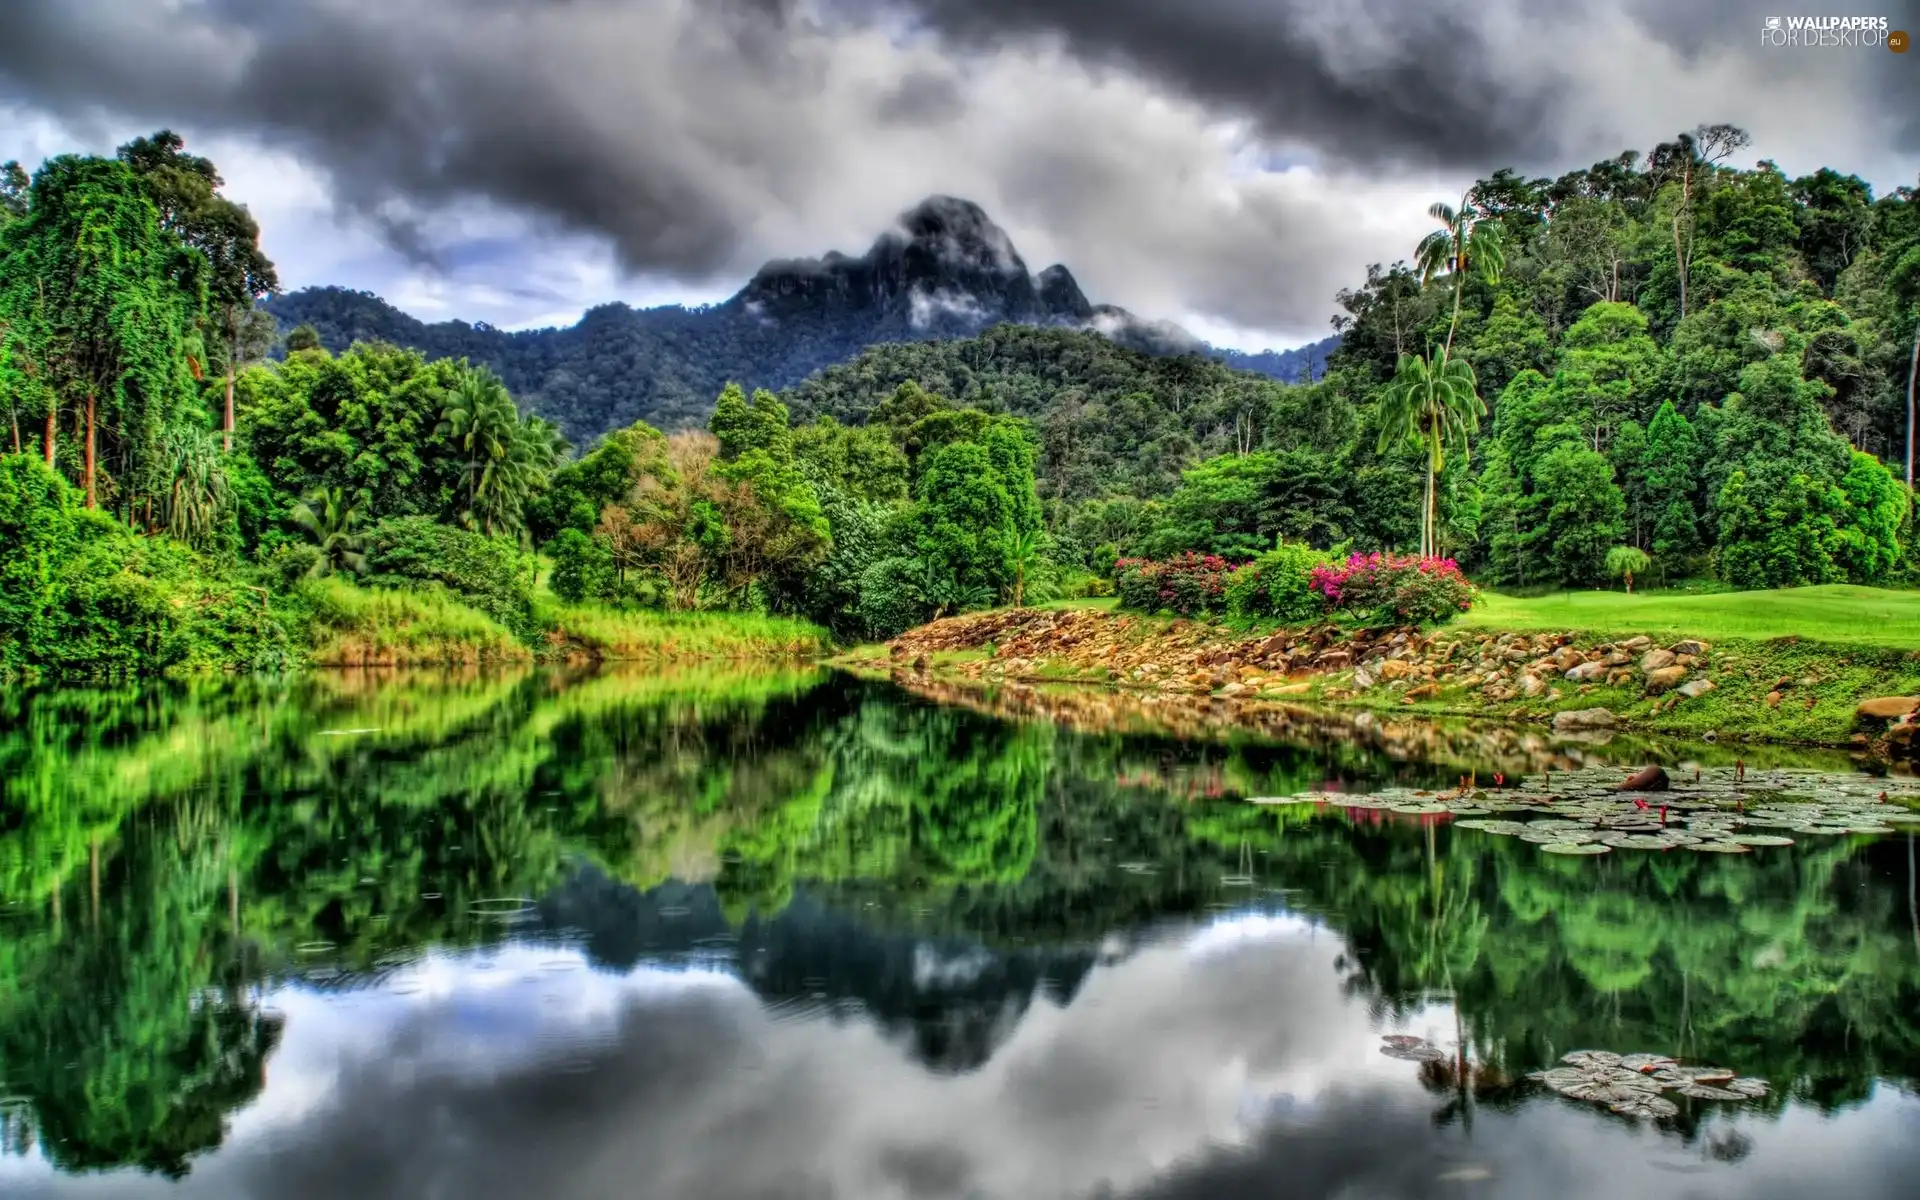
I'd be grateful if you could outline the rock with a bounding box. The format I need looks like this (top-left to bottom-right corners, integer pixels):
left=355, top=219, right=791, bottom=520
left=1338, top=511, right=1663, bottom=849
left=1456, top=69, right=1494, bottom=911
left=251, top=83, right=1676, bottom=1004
left=1615, top=765, right=1670, bottom=791
left=1554, top=707, right=1618, bottom=732
left=1670, top=639, right=1711, bottom=656
left=1607, top=669, right=1637, bottom=687
left=1765, top=690, right=1783, bottom=709
left=1565, top=661, right=1609, bottom=683
left=1317, top=650, right=1352, bottom=669
left=913, top=654, right=930, bottom=673
left=1518, top=673, right=1546, bottom=698
left=1620, top=636, right=1652, bottom=651
left=1267, top=682, right=1312, bottom=696
left=1645, top=666, right=1689, bottom=695
left=1403, top=682, right=1441, bottom=701
left=1380, top=659, right=1413, bottom=681
left=1856, top=696, right=1920, bottom=722
left=1219, top=682, right=1246, bottom=697
left=1676, top=679, right=1715, bottom=699
left=1639, top=648, right=1678, bottom=673
left=1353, top=666, right=1377, bottom=689
left=1605, top=651, right=1630, bottom=666
left=1552, top=646, right=1588, bottom=670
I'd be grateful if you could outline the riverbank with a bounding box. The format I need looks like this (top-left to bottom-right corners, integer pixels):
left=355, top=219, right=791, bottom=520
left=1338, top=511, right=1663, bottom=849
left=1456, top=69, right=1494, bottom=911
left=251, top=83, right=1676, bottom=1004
left=837, top=605, right=1920, bottom=752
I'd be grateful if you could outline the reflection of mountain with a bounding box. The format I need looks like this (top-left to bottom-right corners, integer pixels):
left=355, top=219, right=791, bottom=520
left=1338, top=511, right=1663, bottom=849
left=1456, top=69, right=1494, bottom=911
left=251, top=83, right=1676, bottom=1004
left=535, top=866, right=1099, bottom=1073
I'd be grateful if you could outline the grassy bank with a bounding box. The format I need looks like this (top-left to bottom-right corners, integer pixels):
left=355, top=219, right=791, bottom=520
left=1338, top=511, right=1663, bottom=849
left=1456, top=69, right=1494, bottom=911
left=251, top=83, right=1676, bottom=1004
left=299, top=578, right=531, bottom=667
left=1458, top=585, right=1920, bottom=648
left=539, top=602, right=830, bottom=662
left=850, top=589, right=1920, bottom=749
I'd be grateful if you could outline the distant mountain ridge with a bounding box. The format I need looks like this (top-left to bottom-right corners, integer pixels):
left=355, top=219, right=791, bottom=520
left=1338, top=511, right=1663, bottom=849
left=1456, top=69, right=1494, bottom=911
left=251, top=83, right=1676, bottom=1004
left=264, top=195, right=1339, bottom=444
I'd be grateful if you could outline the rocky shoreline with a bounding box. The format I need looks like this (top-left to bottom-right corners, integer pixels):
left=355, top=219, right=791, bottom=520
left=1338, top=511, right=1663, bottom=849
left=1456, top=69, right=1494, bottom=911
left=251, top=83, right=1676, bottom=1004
left=849, top=608, right=1920, bottom=753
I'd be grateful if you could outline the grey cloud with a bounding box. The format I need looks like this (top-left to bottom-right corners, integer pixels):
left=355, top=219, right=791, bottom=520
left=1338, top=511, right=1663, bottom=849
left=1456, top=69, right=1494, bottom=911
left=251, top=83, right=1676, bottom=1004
left=0, top=0, right=1913, bottom=342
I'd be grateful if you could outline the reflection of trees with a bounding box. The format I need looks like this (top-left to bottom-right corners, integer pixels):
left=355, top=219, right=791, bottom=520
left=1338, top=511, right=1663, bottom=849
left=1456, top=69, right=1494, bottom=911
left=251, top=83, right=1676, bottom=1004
left=4, top=665, right=1920, bottom=1177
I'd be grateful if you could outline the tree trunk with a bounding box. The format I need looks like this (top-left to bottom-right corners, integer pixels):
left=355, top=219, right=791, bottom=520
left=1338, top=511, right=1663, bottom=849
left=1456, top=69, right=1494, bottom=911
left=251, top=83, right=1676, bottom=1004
left=224, top=364, right=236, bottom=454
left=9, top=409, right=17, bottom=454
left=1625, top=570, right=1634, bottom=595
left=1906, top=316, right=1918, bottom=489
left=1443, top=269, right=1465, bottom=362
left=84, top=393, right=97, bottom=509
left=44, top=405, right=55, bottom=468
left=1014, top=566, right=1024, bottom=609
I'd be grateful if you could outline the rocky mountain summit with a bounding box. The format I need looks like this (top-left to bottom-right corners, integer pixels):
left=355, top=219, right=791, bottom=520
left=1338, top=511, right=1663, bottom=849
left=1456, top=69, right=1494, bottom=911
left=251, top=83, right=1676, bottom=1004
left=265, top=196, right=1334, bottom=443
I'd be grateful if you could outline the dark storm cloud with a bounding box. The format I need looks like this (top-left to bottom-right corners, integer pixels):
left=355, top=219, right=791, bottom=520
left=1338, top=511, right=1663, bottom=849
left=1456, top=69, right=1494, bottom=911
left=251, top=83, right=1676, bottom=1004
left=0, top=0, right=1912, bottom=338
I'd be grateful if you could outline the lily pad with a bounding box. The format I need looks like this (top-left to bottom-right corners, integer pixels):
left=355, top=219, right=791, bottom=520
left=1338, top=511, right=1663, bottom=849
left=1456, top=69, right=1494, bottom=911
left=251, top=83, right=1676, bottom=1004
left=1562, top=1050, right=1623, bottom=1070
left=1391, top=802, right=1453, bottom=815
left=1725, top=1077, right=1770, bottom=1098
left=1619, top=1053, right=1678, bottom=1073
left=1688, top=841, right=1752, bottom=853
left=1678, top=1083, right=1746, bottom=1101
left=1381, top=1043, right=1448, bottom=1062
left=1609, top=1094, right=1680, bottom=1119
left=1543, top=842, right=1610, bottom=855
left=1731, top=834, right=1795, bottom=847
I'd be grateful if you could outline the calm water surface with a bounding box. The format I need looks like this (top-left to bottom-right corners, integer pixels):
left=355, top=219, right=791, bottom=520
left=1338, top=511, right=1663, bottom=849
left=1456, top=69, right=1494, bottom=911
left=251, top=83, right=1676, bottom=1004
left=1, top=667, right=1917, bottom=1199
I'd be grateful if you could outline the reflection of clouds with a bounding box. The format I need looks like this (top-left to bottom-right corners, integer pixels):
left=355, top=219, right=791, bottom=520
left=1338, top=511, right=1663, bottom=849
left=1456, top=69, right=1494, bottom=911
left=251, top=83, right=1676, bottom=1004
left=8, top=917, right=1920, bottom=1200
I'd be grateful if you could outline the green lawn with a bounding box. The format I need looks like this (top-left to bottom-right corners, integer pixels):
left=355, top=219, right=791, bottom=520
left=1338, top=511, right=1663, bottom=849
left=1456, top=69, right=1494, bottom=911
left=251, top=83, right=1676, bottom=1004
left=1458, top=584, right=1920, bottom=649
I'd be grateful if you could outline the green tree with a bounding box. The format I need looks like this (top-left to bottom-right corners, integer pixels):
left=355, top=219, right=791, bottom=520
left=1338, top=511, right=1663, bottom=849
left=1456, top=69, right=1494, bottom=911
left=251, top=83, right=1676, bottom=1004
left=0, top=156, right=204, bottom=512
left=1416, top=193, right=1508, bottom=359
left=1523, top=444, right=1626, bottom=587
left=1604, top=545, right=1650, bottom=593
left=289, top=486, right=366, bottom=578
left=1377, top=350, right=1485, bottom=557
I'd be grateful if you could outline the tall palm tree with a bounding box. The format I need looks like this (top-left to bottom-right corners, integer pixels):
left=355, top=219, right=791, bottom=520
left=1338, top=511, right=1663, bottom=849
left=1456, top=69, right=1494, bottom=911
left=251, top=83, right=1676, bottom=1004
left=1416, top=194, right=1508, bottom=361
left=289, top=486, right=366, bottom=578
left=438, top=367, right=518, bottom=523
left=1377, top=351, right=1486, bottom=558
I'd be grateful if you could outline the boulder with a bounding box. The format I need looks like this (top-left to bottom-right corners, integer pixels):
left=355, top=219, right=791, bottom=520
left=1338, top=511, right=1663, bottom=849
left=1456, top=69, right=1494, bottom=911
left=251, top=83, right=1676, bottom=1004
left=1353, top=666, right=1377, bottom=689
left=1670, top=639, right=1711, bottom=657
left=1615, top=765, right=1670, bottom=792
left=1266, top=682, right=1313, bottom=696
left=1517, top=673, right=1546, bottom=698
left=1403, top=682, right=1441, bottom=701
left=1380, top=659, right=1413, bottom=680
left=1620, top=636, right=1652, bottom=651
left=1856, top=696, right=1920, bottom=722
left=1317, top=650, right=1352, bottom=669
left=1765, top=690, right=1783, bottom=709
left=1553, top=707, right=1618, bottom=731
left=1639, top=648, right=1678, bottom=673
left=1552, top=646, right=1588, bottom=670
left=1564, top=660, right=1609, bottom=683
left=1645, top=666, right=1689, bottom=695
left=1676, top=679, right=1716, bottom=699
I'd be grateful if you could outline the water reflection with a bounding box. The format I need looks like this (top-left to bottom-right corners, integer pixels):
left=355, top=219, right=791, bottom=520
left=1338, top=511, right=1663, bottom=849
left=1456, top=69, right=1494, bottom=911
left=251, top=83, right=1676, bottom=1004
left=1, top=666, right=1918, bottom=1197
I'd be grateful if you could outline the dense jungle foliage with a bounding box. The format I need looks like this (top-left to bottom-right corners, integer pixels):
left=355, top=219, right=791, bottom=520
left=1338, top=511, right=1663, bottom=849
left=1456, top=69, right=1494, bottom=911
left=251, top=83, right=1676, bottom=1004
left=4, top=124, right=1919, bottom=676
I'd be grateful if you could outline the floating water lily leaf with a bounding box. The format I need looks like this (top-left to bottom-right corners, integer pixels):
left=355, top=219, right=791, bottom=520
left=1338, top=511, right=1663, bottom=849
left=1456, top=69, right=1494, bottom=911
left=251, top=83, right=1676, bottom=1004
left=1731, top=834, right=1795, bottom=847
left=1391, top=802, right=1452, bottom=815
left=1382, top=1035, right=1428, bottom=1049
left=1381, top=1043, right=1448, bottom=1062
left=1609, top=1094, right=1679, bottom=1119
left=1562, top=1050, right=1623, bottom=1070
left=1688, top=842, right=1751, bottom=853
left=1678, top=1083, right=1746, bottom=1101
left=1601, top=834, right=1680, bottom=850
left=1619, top=1054, right=1678, bottom=1073
left=1725, top=1077, right=1770, bottom=1098
left=1543, top=842, right=1610, bottom=855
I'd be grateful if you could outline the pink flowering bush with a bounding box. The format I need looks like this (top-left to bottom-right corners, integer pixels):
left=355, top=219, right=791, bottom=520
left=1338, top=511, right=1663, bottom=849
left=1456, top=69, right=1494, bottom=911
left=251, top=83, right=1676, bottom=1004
left=1113, top=553, right=1239, bottom=617
left=1308, top=552, right=1479, bottom=627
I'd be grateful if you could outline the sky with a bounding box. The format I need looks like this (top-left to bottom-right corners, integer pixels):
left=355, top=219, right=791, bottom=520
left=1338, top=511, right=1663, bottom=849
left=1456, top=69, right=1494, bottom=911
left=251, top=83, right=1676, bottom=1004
left=2, top=0, right=1918, bottom=351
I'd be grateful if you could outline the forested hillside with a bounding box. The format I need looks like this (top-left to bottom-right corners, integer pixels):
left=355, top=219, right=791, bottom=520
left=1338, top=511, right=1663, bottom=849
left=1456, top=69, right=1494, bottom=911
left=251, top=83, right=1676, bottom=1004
left=263, top=196, right=1336, bottom=445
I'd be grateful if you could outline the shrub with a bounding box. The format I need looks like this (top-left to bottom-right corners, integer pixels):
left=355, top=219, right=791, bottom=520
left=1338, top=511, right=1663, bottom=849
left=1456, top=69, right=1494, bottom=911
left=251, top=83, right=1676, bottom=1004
left=1224, top=542, right=1331, bottom=623
left=1308, top=553, right=1479, bottom=627
left=856, top=555, right=934, bottom=641
left=1114, top=553, right=1238, bottom=617
left=361, top=517, right=536, bottom=636
left=548, top=528, right=615, bottom=604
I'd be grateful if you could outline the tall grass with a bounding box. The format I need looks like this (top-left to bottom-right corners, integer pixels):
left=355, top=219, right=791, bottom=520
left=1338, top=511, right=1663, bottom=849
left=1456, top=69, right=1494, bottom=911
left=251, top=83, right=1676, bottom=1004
left=299, top=578, right=530, bottom=666
left=540, top=601, right=830, bottom=661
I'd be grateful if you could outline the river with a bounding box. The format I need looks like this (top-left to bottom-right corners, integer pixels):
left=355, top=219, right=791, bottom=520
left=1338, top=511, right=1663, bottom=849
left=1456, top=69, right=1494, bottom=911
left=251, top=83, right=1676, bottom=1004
left=1, top=666, right=1917, bottom=1198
